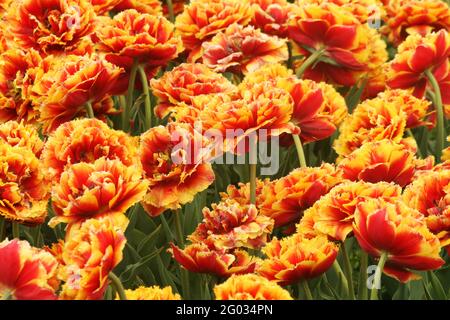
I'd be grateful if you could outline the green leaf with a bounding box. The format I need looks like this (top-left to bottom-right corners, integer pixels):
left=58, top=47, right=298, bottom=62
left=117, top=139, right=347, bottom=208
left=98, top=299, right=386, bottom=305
left=159, top=214, right=176, bottom=242
left=156, top=253, right=179, bottom=293
left=345, top=78, right=367, bottom=112
left=428, top=271, right=447, bottom=300
left=137, top=225, right=162, bottom=254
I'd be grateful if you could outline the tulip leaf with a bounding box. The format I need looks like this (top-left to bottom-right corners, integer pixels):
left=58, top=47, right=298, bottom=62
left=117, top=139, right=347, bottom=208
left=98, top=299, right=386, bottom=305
left=137, top=225, right=162, bottom=254
left=159, top=213, right=176, bottom=242
left=120, top=247, right=163, bottom=284
left=156, top=252, right=179, bottom=292
left=345, top=78, right=367, bottom=112
left=428, top=271, right=447, bottom=300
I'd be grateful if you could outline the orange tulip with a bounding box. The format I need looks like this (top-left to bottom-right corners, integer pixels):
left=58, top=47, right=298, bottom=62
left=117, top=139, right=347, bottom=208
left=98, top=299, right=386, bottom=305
left=403, top=170, right=450, bottom=253
left=249, top=0, right=294, bottom=37
left=220, top=178, right=269, bottom=206
left=198, top=80, right=298, bottom=153
left=300, top=181, right=402, bottom=242
left=175, top=0, right=253, bottom=61
left=169, top=243, right=258, bottom=277
left=258, top=233, right=338, bottom=285
left=139, top=123, right=215, bottom=216
left=382, top=0, right=450, bottom=46
left=33, top=54, right=123, bottom=133
left=240, top=63, right=293, bottom=88
left=92, top=9, right=183, bottom=70
left=91, top=0, right=122, bottom=14
left=58, top=216, right=127, bottom=300
left=189, top=199, right=274, bottom=250
left=0, top=141, right=50, bottom=225
left=287, top=2, right=385, bottom=86
left=119, top=286, right=181, bottom=300
left=353, top=199, right=444, bottom=282
left=276, top=77, right=347, bottom=144
left=0, top=48, right=42, bottom=124
left=214, top=274, right=293, bottom=300
left=0, top=120, right=44, bottom=157
left=259, top=163, right=343, bottom=228
left=42, top=118, right=138, bottom=182
left=113, top=0, right=162, bottom=15
left=442, top=136, right=450, bottom=162
left=5, top=0, right=96, bottom=54
left=50, top=157, right=148, bottom=227
left=150, top=63, right=236, bottom=119
left=386, top=30, right=450, bottom=100
left=298, top=0, right=386, bottom=24
left=0, top=239, right=59, bottom=300
left=202, top=23, right=288, bottom=74
left=334, top=90, right=429, bottom=159
left=338, top=140, right=417, bottom=187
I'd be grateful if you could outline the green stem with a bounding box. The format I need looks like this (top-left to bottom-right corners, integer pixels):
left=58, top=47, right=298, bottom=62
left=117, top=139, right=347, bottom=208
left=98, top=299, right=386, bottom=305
left=85, top=101, right=95, bottom=118
left=341, top=243, right=355, bottom=300
left=166, top=0, right=174, bottom=22
left=332, top=261, right=349, bottom=298
left=174, top=210, right=190, bottom=299
left=370, top=252, right=388, bottom=300
left=12, top=223, right=20, bottom=239
left=119, top=95, right=127, bottom=112
left=138, top=65, right=152, bottom=131
left=287, top=41, right=293, bottom=70
left=174, top=209, right=185, bottom=248
left=407, top=129, right=423, bottom=158
left=109, top=272, right=127, bottom=300
left=104, top=285, right=113, bottom=300
left=296, top=48, right=324, bottom=78
left=301, top=280, right=313, bottom=300
left=0, top=218, right=5, bottom=241
left=292, top=134, right=307, bottom=168
left=122, top=60, right=139, bottom=132
left=357, top=252, right=368, bottom=300
left=249, top=164, right=257, bottom=205
left=425, top=69, right=445, bottom=161
left=249, top=138, right=258, bottom=205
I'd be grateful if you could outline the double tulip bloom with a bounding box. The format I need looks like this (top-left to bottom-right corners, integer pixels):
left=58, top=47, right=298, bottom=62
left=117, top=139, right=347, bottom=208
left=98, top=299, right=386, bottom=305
left=139, top=123, right=215, bottom=216
left=0, top=128, right=50, bottom=225
left=387, top=30, right=450, bottom=102
left=33, top=54, right=123, bottom=133
left=258, top=233, right=338, bottom=286
left=119, top=286, right=181, bottom=300
left=201, top=23, right=288, bottom=75
left=300, top=181, right=402, bottom=242
left=404, top=170, right=450, bottom=254
left=189, top=199, right=274, bottom=250
left=0, top=48, right=42, bottom=124
left=334, top=89, right=429, bottom=159
left=214, top=274, right=293, bottom=300
left=92, top=9, right=184, bottom=72
left=353, top=199, right=444, bottom=282
left=382, top=0, right=450, bottom=46
left=42, top=118, right=139, bottom=182
left=50, top=157, right=147, bottom=227
left=57, top=216, right=127, bottom=300
left=169, top=243, right=258, bottom=277
left=5, top=0, right=96, bottom=54
left=0, top=239, right=59, bottom=300
left=150, top=63, right=236, bottom=119
left=175, top=0, right=253, bottom=61
left=259, top=164, right=343, bottom=228
left=288, top=2, right=386, bottom=86
left=338, top=139, right=421, bottom=187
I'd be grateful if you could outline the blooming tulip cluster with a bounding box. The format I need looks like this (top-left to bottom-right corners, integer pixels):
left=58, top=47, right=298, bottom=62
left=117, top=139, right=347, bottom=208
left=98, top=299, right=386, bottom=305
left=0, top=0, right=449, bottom=301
